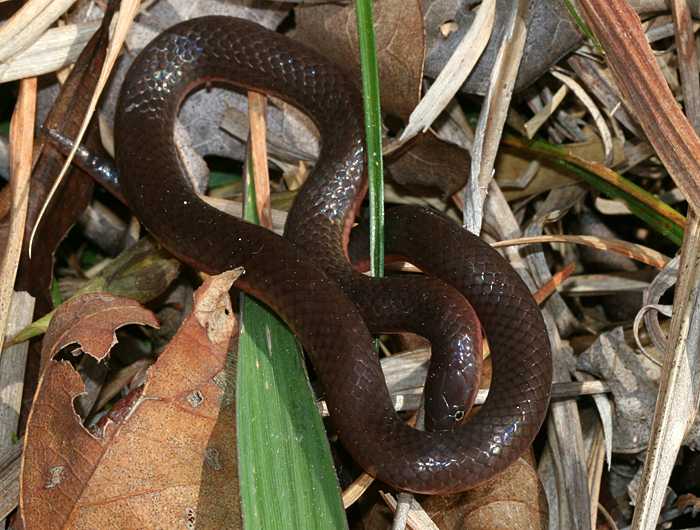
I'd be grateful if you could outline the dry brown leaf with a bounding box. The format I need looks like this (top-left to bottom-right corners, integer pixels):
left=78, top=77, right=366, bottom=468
left=421, top=453, right=548, bottom=530
left=293, top=0, right=424, bottom=121
left=21, top=271, right=241, bottom=529
left=387, top=131, right=470, bottom=195
left=35, top=293, right=157, bottom=368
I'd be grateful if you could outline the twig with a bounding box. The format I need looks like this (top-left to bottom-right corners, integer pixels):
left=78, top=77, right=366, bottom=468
left=247, top=92, right=272, bottom=229
left=533, top=262, right=576, bottom=305
left=0, top=78, right=35, bottom=353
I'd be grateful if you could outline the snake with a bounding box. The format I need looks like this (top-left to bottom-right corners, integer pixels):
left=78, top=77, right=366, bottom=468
left=114, top=15, right=552, bottom=494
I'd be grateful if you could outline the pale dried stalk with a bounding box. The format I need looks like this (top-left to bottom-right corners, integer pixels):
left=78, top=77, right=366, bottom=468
left=0, top=444, right=21, bottom=521
left=587, top=426, right=606, bottom=530
left=0, top=0, right=77, bottom=62
left=632, top=214, right=700, bottom=530
left=248, top=91, right=273, bottom=229
left=550, top=70, right=614, bottom=166
left=560, top=274, right=650, bottom=296
left=0, top=295, right=33, bottom=530
left=576, top=0, right=700, bottom=211
left=0, top=292, right=35, bottom=450
left=380, top=492, right=439, bottom=530
left=625, top=0, right=700, bottom=526
left=0, top=78, right=36, bottom=530
left=493, top=234, right=670, bottom=269
left=399, top=0, right=496, bottom=142
left=342, top=473, right=374, bottom=508
left=0, top=22, right=99, bottom=83
left=463, top=0, right=529, bottom=235
left=392, top=492, right=414, bottom=530
left=0, top=78, right=35, bottom=353
left=523, top=83, right=568, bottom=139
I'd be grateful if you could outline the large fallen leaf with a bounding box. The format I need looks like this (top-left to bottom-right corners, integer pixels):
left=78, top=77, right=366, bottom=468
left=293, top=0, right=424, bottom=121
left=421, top=453, right=548, bottom=530
left=423, top=0, right=581, bottom=96
left=21, top=271, right=241, bottom=529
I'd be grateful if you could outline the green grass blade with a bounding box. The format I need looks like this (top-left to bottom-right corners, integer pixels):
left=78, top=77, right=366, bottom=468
left=503, top=135, right=686, bottom=246
left=237, top=146, right=347, bottom=530
left=355, top=0, right=384, bottom=277
left=562, top=0, right=602, bottom=53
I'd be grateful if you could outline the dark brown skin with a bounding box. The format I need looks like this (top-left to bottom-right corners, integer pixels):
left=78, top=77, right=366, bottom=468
left=115, top=16, right=552, bottom=494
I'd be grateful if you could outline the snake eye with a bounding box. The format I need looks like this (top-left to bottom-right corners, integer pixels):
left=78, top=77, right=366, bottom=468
left=453, top=409, right=465, bottom=422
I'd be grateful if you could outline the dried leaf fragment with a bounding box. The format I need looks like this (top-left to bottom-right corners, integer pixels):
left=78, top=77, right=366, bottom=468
left=423, top=455, right=548, bottom=530
left=21, top=272, right=240, bottom=529
left=38, top=293, right=158, bottom=368
left=294, top=0, right=424, bottom=120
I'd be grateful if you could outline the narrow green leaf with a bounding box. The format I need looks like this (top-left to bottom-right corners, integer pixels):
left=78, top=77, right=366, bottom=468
left=237, top=146, right=347, bottom=530
left=562, top=0, right=603, bottom=54
left=355, top=0, right=384, bottom=278
left=6, top=237, right=180, bottom=346
left=504, top=135, right=686, bottom=246
left=50, top=277, right=63, bottom=308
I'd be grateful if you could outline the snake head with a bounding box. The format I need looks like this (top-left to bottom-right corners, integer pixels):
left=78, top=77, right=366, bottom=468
left=423, top=361, right=479, bottom=432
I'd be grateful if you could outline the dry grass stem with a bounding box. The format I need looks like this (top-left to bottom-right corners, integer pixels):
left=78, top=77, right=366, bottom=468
left=0, top=22, right=100, bottom=83
left=550, top=70, right=614, bottom=165
left=247, top=91, right=273, bottom=229
left=342, top=473, right=375, bottom=508
left=533, top=262, right=576, bottom=304
left=380, top=491, right=439, bottom=530
left=0, top=0, right=77, bottom=63
left=523, top=83, right=568, bottom=139
left=0, top=78, right=35, bottom=353
left=0, top=443, right=21, bottom=520
left=493, top=234, right=670, bottom=269
left=399, top=0, right=496, bottom=143
left=463, top=0, right=529, bottom=234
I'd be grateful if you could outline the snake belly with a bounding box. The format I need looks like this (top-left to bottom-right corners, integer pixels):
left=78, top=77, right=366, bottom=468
left=115, top=15, right=552, bottom=494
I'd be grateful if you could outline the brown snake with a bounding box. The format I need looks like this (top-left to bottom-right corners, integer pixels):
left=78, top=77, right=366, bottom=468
left=114, top=16, right=552, bottom=494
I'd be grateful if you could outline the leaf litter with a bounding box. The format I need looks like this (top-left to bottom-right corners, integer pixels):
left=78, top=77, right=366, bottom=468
left=0, top=1, right=699, bottom=529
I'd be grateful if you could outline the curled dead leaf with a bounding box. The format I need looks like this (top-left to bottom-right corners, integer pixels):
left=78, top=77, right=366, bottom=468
left=37, top=293, right=158, bottom=368
left=21, top=272, right=240, bottom=529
